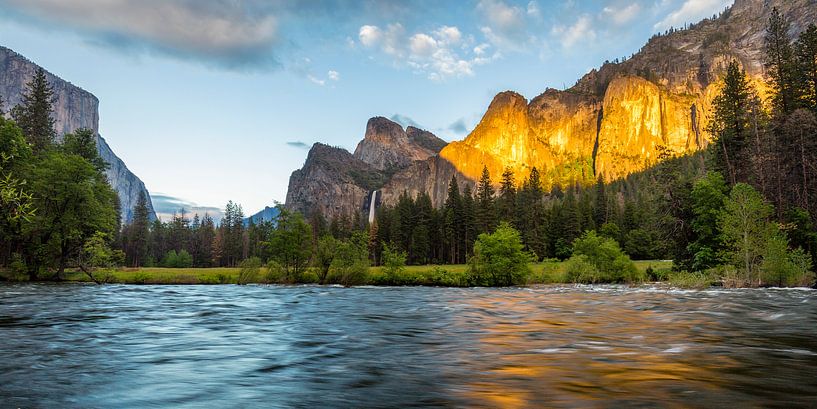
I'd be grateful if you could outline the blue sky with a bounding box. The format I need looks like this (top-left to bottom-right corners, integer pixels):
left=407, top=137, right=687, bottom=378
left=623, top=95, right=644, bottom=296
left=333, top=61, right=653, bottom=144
left=0, top=0, right=731, bottom=218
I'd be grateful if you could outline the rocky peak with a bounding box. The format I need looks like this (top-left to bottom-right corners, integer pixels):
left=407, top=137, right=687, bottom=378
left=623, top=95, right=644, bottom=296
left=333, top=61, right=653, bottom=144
left=406, top=126, right=447, bottom=153
left=353, top=116, right=441, bottom=172
left=0, top=45, right=156, bottom=222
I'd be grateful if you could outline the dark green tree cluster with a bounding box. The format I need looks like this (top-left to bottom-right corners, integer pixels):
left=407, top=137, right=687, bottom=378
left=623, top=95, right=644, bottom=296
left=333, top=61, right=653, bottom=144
left=0, top=68, right=119, bottom=280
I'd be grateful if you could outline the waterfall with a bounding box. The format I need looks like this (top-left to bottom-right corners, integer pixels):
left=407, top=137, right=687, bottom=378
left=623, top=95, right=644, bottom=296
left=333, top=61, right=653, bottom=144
left=368, top=191, right=378, bottom=224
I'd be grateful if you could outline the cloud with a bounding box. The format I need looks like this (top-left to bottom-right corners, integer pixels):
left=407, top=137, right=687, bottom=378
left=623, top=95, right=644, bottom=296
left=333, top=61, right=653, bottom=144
left=150, top=194, right=224, bottom=223
left=327, top=70, right=340, bottom=81
left=603, top=3, right=642, bottom=25
left=448, top=118, right=469, bottom=134
left=526, top=1, right=541, bottom=19
left=476, top=0, right=538, bottom=51
left=307, top=75, right=325, bottom=86
left=552, top=15, right=596, bottom=49
left=389, top=114, right=422, bottom=129
left=286, top=141, right=311, bottom=149
left=1, top=0, right=281, bottom=70
left=654, top=0, right=731, bottom=31
left=360, top=23, right=498, bottom=80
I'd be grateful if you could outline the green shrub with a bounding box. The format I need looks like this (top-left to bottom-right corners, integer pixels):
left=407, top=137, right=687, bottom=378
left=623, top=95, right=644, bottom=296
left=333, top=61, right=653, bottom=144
left=761, top=234, right=814, bottom=287
left=265, top=260, right=284, bottom=283
left=297, top=270, right=320, bottom=284
left=132, top=272, right=149, bottom=284
left=382, top=243, right=407, bottom=284
left=328, top=232, right=370, bottom=286
left=566, top=231, right=643, bottom=284
left=1, top=253, right=28, bottom=281
left=238, top=257, right=262, bottom=285
left=668, top=270, right=716, bottom=289
left=466, top=222, right=531, bottom=286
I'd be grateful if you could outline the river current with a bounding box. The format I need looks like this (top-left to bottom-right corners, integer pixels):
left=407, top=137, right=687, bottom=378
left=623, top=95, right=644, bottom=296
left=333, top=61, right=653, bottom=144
left=1, top=284, right=816, bottom=408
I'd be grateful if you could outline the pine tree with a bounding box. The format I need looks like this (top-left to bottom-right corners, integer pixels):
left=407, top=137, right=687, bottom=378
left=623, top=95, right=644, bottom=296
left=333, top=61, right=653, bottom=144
left=764, top=8, right=799, bottom=116
left=444, top=175, right=462, bottom=264
left=707, top=61, right=754, bottom=185
left=593, top=177, right=608, bottom=227
left=127, top=191, right=150, bottom=267
left=475, top=166, right=496, bottom=234
left=462, top=185, right=477, bottom=259
left=497, top=167, right=517, bottom=225
left=11, top=68, right=56, bottom=153
left=795, top=24, right=817, bottom=115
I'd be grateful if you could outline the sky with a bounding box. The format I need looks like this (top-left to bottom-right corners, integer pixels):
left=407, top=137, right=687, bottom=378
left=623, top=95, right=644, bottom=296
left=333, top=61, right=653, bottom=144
left=0, top=0, right=732, bottom=219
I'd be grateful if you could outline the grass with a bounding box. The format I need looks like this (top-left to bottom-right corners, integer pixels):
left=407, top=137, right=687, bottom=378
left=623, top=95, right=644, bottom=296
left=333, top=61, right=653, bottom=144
left=54, top=260, right=675, bottom=286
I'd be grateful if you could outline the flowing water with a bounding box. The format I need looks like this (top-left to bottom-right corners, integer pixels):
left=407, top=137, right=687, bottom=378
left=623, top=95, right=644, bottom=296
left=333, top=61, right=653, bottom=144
left=1, top=284, right=816, bottom=408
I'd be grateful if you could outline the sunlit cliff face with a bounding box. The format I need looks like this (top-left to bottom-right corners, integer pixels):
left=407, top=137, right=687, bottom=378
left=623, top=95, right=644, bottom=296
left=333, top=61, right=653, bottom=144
left=440, top=73, right=770, bottom=188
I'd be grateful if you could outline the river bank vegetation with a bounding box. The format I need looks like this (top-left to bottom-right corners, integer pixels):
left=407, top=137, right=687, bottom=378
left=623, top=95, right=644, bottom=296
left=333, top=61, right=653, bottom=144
left=1, top=11, right=816, bottom=288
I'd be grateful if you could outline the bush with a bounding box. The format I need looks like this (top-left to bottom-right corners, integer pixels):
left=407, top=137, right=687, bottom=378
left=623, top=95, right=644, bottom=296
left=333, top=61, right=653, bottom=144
left=238, top=257, right=262, bottom=285
left=565, top=231, right=643, bottom=284
left=761, top=234, right=814, bottom=287
left=466, top=222, right=531, bottom=286
left=328, top=232, right=370, bottom=286
left=668, top=270, right=717, bottom=289
left=382, top=243, right=407, bottom=284
left=265, top=260, right=285, bottom=283
left=1, top=253, right=28, bottom=281
left=161, top=250, right=193, bottom=268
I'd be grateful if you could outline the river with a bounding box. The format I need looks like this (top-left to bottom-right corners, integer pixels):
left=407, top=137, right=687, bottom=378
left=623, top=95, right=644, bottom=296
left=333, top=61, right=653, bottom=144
left=1, top=284, right=816, bottom=408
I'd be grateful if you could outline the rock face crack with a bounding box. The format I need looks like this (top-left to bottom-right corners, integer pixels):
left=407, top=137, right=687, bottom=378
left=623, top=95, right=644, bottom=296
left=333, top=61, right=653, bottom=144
left=591, top=106, right=604, bottom=178
left=690, top=104, right=702, bottom=149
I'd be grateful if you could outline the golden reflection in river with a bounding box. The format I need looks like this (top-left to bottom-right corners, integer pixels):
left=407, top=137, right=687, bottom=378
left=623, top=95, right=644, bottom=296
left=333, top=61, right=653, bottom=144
left=448, top=288, right=742, bottom=407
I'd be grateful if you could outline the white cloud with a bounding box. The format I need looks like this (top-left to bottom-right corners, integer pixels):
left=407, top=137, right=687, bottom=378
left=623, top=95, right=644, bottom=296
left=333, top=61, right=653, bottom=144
left=327, top=70, right=339, bottom=81
left=307, top=75, right=325, bottom=86
left=552, top=15, right=596, bottom=49
left=476, top=0, right=530, bottom=50
left=653, top=0, right=731, bottom=31
left=359, top=25, right=382, bottom=47
left=409, top=33, right=438, bottom=57
left=603, top=3, right=642, bottom=25
left=358, top=23, right=498, bottom=81
left=527, top=1, right=541, bottom=18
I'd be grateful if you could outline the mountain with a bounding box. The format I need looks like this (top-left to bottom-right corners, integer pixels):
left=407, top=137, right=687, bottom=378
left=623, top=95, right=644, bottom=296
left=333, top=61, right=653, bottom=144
left=245, top=206, right=280, bottom=226
left=0, top=45, right=156, bottom=222
left=286, top=0, right=815, bottom=220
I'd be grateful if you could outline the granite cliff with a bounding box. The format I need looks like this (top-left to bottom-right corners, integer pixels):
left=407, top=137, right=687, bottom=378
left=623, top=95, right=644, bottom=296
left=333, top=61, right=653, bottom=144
left=0, top=46, right=156, bottom=222
left=286, top=0, right=815, bottom=220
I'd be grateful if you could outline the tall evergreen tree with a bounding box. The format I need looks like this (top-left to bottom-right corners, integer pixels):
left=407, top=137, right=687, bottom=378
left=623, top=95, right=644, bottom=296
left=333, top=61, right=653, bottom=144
left=127, top=191, right=150, bottom=267
left=475, top=166, right=496, bottom=234
left=444, top=175, right=462, bottom=264
left=764, top=8, right=799, bottom=115
left=795, top=24, right=817, bottom=114
left=11, top=68, right=56, bottom=153
left=707, top=61, right=754, bottom=185
left=497, top=167, right=517, bottom=225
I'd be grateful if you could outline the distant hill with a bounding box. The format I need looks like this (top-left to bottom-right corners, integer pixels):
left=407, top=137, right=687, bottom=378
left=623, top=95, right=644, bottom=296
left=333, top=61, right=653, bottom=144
left=244, top=206, right=280, bottom=226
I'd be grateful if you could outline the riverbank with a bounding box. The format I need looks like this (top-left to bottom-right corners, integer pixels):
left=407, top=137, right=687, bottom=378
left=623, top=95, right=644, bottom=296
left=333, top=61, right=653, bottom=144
left=52, top=260, right=673, bottom=286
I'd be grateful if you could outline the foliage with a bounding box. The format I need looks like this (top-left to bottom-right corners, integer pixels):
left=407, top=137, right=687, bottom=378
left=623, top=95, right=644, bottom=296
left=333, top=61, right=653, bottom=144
left=313, top=235, right=338, bottom=283
left=466, top=222, right=531, bottom=286
left=718, top=183, right=775, bottom=284
left=77, top=232, right=122, bottom=284
left=10, top=68, right=55, bottom=153
left=761, top=234, right=814, bottom=287
left=265, top=205, right=313, bottom=281
left=565, top=231, right=642, bottom=284
left=238, top=257, right=262, bottom=285
left=328, top=232, right=369, bottom=286
left=162, top=250, right=193, bottom=268
left=381, top=242, right=407, bottom=283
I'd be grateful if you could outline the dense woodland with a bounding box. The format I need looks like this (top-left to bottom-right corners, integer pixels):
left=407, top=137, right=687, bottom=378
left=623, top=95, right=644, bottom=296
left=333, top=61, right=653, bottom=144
left=1, top=10, right=815, bottom=286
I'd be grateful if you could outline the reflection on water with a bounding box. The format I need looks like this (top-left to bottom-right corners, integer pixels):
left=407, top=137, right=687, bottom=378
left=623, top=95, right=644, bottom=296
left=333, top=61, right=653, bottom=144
left=1, top=284, right=816, bottom=408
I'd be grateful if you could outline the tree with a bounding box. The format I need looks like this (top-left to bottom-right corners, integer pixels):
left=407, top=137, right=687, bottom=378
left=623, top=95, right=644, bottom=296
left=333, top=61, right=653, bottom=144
left=718, top=183, right=776, bottom=283
left=565, top=231, right=641, bottom=283
left=466, top=222, right=531, bottom=286
left=314, top=235, right=338, bottom=283
left=795, top=24, right=817, bottom=114
left=381, top=242, right=407, bottom=283
left=63, top=128, right=107, bottom=172
left=475, top=166, right=496, bottom=234
left=11, top=68, right=55, bottom=153
left=329, top=231, right=369, bottom=286
left=265, top=206, right=313, bottom=281
left=497, top=167, right=516, bottom=225
left=764, top=8, right=799, bottom=115
left=126, top=191, right=150, bottom=267
left=707, top=61, right=755, bottom=185
left=0, top=117, right=34, bottom=252
left=780, top=110, right=817, bottom=217
left=593, top=178, right=608, bottom=227
left=444, top=175, right=463, bottom=264
left=687, top=172, right=729, bottom=271
left=77, top=232, right=122, bottom=284
left=25, top=150, right=118, bottom=279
